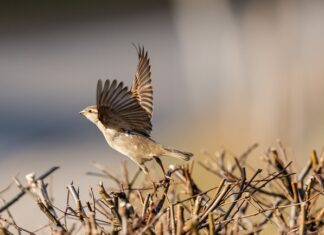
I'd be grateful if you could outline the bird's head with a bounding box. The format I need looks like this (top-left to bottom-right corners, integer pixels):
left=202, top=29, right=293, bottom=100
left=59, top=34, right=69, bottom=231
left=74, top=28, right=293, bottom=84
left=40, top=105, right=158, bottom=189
left=79, top=105, right=99, bottom=124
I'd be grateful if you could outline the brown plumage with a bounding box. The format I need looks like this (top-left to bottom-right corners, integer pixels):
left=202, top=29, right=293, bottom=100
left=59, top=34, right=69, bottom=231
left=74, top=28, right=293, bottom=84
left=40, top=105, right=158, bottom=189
left=131, top=46, right=153, bottom=118
left=80, top=45, right=193, bottom=174
left=97, top=79, right=152, bottom=137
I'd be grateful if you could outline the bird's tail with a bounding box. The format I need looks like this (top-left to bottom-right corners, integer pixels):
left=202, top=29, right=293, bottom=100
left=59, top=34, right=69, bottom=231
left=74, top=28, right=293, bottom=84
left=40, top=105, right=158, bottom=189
left=162, top=147, right=193, bottom=161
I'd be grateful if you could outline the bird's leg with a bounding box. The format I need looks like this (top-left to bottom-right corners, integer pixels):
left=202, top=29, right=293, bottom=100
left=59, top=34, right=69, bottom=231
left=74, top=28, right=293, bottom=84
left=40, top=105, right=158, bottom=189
left=154, top=156, right=166, bottom=175
left=153, top=157, right=170, bottom=186
left=139, top=163, right=149, bottom=175
left=137, top=160, right=157, bottom=195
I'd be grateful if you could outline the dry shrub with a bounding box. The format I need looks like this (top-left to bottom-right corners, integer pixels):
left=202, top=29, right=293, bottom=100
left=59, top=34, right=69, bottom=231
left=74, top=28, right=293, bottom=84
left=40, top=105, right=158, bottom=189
left=0, top=142, right=323, bottom=234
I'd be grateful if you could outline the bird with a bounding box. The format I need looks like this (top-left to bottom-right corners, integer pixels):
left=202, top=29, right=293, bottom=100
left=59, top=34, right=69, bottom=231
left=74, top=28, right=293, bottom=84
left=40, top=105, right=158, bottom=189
left=80, top=46, right=193, bottom=175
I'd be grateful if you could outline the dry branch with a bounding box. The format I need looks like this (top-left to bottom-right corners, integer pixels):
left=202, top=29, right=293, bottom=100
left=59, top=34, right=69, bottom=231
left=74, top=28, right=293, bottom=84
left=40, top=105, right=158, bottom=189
left=0, top=144, right=323, bottom=234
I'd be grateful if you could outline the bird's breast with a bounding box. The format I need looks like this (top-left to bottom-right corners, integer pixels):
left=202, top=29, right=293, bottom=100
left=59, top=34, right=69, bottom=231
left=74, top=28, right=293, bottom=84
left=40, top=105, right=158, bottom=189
left=100, top=128, right=163, bottom=160
left=106, top=132, right=141, bottom=156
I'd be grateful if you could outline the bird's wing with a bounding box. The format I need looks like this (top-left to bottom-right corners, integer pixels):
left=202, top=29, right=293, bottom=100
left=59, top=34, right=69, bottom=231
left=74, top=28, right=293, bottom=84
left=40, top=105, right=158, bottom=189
left=97, top=79, right=152, bottom=137
left=131, top=46, right=153, bottom=119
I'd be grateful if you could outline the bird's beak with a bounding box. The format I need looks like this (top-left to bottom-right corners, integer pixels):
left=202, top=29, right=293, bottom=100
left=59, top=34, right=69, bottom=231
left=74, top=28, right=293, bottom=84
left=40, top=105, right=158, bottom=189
left=79, top=110, right=85, bottom=116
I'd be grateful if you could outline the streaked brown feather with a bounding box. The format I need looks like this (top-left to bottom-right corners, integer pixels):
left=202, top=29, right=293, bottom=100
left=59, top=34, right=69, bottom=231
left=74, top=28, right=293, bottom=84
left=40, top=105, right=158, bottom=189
left=96, top=79, right=152, bottom=137
left=131, top=46, right=153, bottom=118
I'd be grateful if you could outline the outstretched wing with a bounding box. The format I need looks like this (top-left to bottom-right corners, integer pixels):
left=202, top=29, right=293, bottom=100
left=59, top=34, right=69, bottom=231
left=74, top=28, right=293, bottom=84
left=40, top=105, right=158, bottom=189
left=131, top=46, right=153, bottom=119
left=97, top=79, right=152, bottom=137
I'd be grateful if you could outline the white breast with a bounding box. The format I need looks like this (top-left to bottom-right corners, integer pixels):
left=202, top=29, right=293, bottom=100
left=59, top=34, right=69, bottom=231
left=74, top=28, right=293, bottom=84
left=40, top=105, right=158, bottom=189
left=96, top=122, right=116, bottom=145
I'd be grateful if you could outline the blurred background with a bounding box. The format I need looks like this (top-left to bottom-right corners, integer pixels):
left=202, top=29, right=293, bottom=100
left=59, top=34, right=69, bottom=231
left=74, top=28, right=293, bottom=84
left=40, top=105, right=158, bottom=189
left=1, top=0, right=324, bottom=229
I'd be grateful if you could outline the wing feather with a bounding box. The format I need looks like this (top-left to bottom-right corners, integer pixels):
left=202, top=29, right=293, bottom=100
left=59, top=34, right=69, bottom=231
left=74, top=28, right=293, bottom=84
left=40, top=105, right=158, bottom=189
left=131, top=46, right=153, bottom=118
left=96, top=79, right=152, bottom=136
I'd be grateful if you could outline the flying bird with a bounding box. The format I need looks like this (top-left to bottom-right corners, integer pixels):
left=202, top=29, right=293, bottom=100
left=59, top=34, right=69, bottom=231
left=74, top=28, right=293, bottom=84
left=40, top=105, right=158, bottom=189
left=80, top=46, right=193, bottom=175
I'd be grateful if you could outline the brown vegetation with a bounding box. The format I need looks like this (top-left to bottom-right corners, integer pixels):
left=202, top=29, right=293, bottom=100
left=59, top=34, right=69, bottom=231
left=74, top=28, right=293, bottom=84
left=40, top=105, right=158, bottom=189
left=0, top=142, right=323, bottom=234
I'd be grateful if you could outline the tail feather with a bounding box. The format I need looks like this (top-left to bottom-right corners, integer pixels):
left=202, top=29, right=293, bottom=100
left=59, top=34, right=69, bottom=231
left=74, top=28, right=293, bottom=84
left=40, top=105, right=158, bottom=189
left=163, top=147, right=193, bottom=161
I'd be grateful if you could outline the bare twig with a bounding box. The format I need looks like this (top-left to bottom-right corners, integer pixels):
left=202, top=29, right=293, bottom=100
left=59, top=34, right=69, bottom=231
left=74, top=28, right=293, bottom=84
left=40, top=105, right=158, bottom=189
left=0, top=167, right=59, bottom=213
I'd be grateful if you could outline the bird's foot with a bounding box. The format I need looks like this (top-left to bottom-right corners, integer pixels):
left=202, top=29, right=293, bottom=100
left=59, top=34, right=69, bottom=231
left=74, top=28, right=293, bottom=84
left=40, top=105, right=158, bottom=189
left=159, top=174, right=172, bottom=187
left=151, top=181, right=159, bottom=197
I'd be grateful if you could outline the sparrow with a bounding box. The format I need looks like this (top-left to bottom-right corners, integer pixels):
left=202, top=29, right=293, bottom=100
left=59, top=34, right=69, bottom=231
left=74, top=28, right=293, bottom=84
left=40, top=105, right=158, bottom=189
left=80, top=46, right=193, bottom=174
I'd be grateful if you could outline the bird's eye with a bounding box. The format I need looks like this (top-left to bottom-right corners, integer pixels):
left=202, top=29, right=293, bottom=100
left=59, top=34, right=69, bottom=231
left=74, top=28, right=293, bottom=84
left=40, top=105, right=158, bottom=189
left=89, top=110, right=92, bottom=113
